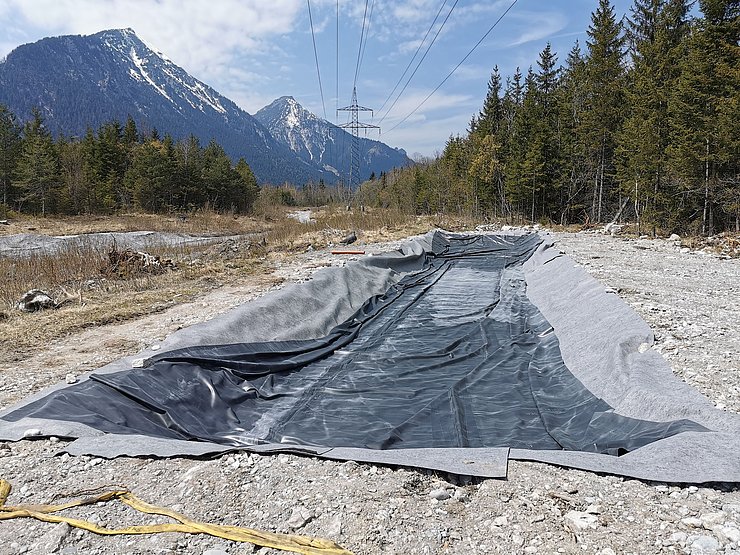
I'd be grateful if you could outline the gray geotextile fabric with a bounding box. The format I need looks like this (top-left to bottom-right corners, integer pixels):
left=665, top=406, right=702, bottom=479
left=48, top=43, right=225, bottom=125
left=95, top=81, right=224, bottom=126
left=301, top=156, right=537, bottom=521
left=1, top=230, right=738, bottom=483
left=516, top=237, right=740, bottom=482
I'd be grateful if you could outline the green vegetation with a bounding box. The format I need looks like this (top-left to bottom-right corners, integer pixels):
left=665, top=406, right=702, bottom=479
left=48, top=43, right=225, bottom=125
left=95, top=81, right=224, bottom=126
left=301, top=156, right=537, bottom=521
left=0, top=111, right=260, bottom=217
left=358, top=0, right=739, bottom=235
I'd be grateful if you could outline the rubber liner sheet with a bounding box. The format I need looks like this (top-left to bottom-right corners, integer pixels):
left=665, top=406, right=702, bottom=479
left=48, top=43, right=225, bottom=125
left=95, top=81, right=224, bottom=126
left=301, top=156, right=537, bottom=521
left=1, top=231, right=739, bottom=482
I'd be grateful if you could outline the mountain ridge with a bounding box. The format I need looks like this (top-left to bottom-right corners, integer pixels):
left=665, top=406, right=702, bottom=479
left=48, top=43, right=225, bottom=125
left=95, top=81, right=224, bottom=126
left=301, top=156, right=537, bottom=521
left=0, top=29, right=327, bottom=185
left=255, top=95, right=412, bottom=183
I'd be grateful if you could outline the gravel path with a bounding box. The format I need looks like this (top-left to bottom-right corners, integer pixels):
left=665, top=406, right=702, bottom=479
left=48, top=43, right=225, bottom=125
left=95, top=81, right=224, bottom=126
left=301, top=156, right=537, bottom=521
left=0, top=231, right=738, bottom=555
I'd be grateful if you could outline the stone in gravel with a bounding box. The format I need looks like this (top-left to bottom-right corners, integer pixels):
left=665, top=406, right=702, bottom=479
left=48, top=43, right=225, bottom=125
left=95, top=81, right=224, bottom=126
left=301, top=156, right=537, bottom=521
left=28, top=522, right=70, bottom=554
left=669, top=234, right=681, bottom=242
left=287, top=507, right=313, bottom=529
left=493, top=516, right=508, bottom=527
left=326, top=514, right=342, bottom=537
left=690, top=535, right=720, bottom=554
left=22, top=428, right=42, bottom=438
left=670, top=531, right=688, bottom=544
left=586, top=504, right=602, bottom=514
left=715, top=526, right=740, bottom=544
left=452, top=489, right=469, bottom=502
left=202, top=550, right=229, bottom=555
left=682, top=517, right=704, bottom=528
left=429, top=488, right=450, bottom=501
left=65, top=373, right=78, bottom=384
left=564, top=511, right=598, bottom=533
left=699, top=512, right=725, bottom=529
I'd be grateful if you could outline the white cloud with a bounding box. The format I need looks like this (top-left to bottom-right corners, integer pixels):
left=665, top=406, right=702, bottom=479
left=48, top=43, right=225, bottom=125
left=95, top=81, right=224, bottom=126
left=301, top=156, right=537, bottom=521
left=507, top=11, right=568, bottom=47
left=0, top=0, right=303, bottom=81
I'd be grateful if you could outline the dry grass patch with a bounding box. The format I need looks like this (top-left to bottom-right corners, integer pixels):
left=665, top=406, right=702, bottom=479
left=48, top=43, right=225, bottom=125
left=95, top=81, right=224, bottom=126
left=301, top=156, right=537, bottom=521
left=0, top=209, right=268, bottom=237
left=0, top=240, right=273, bottom=362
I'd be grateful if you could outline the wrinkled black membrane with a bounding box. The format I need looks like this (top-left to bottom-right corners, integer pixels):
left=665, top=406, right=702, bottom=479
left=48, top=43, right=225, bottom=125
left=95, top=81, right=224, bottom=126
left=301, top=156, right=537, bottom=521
left=5, top=233, right=706, bottom=455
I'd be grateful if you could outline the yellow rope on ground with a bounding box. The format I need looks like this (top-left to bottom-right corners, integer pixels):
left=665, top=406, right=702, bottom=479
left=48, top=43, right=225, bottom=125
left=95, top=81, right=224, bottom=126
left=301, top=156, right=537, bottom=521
left=0, top=478, right=353, bottom=555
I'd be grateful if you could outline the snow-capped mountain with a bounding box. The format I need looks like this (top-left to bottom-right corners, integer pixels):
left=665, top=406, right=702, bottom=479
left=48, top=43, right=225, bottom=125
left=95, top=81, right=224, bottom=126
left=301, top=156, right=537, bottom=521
left=255, top=96, right=412, bottom=183
left=0, top=29, right=328, bottom=184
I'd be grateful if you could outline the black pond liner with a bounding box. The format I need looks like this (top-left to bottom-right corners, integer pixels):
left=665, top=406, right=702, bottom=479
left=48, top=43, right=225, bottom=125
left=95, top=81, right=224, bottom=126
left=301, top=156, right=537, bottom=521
left=4, top=233, right=706, bottom=455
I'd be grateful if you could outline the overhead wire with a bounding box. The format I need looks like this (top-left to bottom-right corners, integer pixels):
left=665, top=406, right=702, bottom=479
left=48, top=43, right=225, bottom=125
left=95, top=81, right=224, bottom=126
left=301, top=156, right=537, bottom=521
left=353, top=0, right=371, bottom=88
left=376, top=0, right=448, bottom=116
left=357, top=0, right=376, bottom=87
left=307, top=0, right=327, bottom=119
left=336, top=0, right=339, bottom=123
left=377, top=0, right=459, bottom=125
left=383, top=0, right=519, bottom=135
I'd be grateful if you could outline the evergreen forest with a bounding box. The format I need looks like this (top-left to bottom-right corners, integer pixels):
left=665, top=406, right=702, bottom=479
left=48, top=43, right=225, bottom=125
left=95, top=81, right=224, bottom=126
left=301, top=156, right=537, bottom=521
left=359, top=0, right=739, bottom=235
left=0, top=109, right=260, bottom=217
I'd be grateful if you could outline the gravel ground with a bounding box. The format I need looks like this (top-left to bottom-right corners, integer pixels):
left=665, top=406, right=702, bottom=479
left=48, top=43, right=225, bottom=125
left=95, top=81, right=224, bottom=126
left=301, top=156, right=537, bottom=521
left=0, top=230, right=739, bottom=555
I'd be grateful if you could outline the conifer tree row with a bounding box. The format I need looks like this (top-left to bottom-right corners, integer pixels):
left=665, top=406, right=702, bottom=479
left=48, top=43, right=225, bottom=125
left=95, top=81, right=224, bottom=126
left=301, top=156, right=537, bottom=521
left=360, top=0, right=739, bottom=234
left=0, top=110, right=261, bottom=216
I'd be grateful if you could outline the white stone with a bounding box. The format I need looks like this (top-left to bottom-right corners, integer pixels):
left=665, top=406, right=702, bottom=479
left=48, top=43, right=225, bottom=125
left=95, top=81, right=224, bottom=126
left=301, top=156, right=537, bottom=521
left=690, top=535, right=720, bottom=554
left=682, top=517, right=704, bottom=528
left=699, top=512, right=725, bottom=529
left=326, top=514, right=342, bottom=537
left=65, top=373, right=78, bottom=384
left=429, top=488, right=450, bottom=501
left=564, top=511, right=598, bottom=533
left=23, top=428, right=42, bottom=438
left=493, top=515, right=508, bottom=527
left=715, top=525, right=740, bottom=544
left=287, top=507, right=313, bottom=529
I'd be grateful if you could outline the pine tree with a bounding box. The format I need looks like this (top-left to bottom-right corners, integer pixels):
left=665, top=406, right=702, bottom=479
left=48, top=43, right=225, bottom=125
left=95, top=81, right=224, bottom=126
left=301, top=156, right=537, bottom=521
left=534, top=43, right=561, bottom=219
left=618, top=0, right=690, bottom=233
left=16, top=108, right=59, bottom=216
left=668, top=0, right=739, bottom=233
left=127, top=139, right=176, bottom=212
left=477, top=66, right=503, bottom=137
left=0, top=104, right=22, bottom=210
left=556, top=41, right=590, bottom=224
left=235, top=158, right=260, bottom=212
left=583, top=0, right=627, bottom=222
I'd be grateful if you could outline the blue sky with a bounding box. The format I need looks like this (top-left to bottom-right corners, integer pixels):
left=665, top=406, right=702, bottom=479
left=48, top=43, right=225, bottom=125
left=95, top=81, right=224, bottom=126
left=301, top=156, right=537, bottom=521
left=0, top=0, right=640, bottom=157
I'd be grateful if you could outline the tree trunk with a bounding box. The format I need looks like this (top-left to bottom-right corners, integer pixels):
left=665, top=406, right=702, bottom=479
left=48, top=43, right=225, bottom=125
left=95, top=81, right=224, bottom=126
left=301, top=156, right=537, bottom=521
left=702, top=137, right=709, bottom=235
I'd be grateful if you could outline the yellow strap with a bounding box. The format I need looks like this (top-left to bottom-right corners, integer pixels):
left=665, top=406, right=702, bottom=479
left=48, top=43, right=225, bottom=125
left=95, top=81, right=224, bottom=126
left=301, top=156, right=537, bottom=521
left=0, top=479, right=353, bottom=555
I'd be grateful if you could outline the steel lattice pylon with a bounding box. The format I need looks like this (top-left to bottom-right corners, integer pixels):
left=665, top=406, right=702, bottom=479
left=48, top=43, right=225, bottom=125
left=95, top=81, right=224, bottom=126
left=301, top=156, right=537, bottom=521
left=337, top=87, right=379, bottom=190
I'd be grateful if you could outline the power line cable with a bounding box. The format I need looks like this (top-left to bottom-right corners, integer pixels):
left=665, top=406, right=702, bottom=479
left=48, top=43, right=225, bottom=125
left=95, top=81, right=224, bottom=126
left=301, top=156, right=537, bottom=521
left=377, top=0, right=459, bottom=125
left=357, top=0, right=376, bottom=85
left=376, top=0, right=448, bottom=115
left=353, top=0, right=371, bottom=88
left=336, top=0, right=339, bottom=123
left=307, top=0, right=327, bottom=119
left=384, top=0, right=519, bottom=135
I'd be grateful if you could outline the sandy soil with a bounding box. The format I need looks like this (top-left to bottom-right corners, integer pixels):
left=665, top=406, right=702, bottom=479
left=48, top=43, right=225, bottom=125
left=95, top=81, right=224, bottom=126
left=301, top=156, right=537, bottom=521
left=0, top=230, right=738, bottom=555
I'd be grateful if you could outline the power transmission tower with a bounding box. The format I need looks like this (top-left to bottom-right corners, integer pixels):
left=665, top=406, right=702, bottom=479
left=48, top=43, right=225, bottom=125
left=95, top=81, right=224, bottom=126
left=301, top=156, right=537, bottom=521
left=337, top=87, right=379, bottom=191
